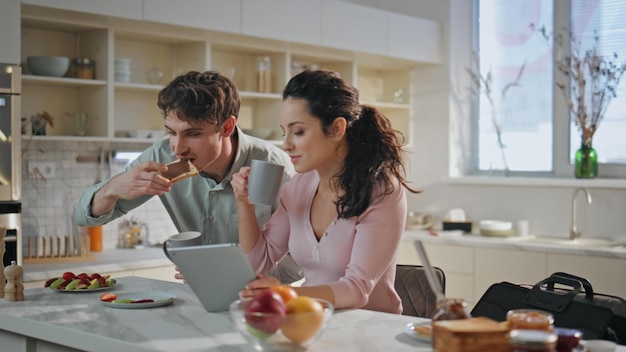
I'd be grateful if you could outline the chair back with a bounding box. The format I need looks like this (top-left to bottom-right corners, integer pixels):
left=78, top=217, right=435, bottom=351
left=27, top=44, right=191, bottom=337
left=394, top=264, right=446, bottom=318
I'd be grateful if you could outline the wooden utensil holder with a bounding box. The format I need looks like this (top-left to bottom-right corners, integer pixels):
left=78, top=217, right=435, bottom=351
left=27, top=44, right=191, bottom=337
left=23, top=235, right=93, bottom=264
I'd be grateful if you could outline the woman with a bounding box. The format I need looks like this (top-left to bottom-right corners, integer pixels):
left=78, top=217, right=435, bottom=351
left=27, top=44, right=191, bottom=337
left=232, top=70, right=419, bottom=314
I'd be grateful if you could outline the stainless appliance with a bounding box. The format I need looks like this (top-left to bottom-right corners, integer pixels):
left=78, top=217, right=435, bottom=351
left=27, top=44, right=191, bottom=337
left=0, top=63, right=22, bottom=266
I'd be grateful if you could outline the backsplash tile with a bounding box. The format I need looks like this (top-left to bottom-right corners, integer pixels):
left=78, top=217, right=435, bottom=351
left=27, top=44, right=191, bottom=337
left=21, top=139, right=177, bottom=253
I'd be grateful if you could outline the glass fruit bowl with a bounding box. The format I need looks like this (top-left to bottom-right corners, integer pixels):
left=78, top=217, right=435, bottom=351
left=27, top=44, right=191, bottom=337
left=229, top=297, right=334, bottom=351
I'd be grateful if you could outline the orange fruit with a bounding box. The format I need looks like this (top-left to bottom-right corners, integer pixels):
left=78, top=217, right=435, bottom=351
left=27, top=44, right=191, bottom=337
left=280, top=296, right=325, bottom=344
left=270, top=285, right=298, bottom=304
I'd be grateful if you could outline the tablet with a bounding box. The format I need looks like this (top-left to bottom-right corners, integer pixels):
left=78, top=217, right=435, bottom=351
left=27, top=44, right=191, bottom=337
left=165, top=243, right=256, bottom=312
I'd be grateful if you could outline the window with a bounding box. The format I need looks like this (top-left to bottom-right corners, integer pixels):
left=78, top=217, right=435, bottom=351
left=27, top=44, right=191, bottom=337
left=475, top=0, right=626, bottom=178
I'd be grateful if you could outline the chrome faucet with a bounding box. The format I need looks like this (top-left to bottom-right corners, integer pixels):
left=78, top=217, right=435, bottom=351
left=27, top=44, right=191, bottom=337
left=570, top=187, right=592, bottom=239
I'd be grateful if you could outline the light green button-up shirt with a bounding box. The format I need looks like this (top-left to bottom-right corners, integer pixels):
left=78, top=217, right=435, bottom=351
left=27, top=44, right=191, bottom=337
left=75, top=128, right=295, bottom=246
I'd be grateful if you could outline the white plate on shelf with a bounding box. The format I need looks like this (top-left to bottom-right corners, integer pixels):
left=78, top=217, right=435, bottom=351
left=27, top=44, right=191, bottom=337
left=99, top=291, right=176, bottom=309
left=403, top=322, right=432, bottom=344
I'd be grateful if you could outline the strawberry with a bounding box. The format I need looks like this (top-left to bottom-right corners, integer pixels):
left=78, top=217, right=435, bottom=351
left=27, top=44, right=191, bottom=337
left=99, top=293, right=117, bottom=302
left=131, top=299, right=155, bottom=304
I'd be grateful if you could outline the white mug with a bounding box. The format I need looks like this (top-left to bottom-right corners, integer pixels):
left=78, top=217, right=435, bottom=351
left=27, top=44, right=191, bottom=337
left=162, top=231, right=202, bottom=260
left=248, top=160, right=284, bottom=206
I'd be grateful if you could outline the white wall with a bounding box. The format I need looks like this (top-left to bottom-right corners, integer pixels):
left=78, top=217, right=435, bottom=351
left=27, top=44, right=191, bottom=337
left=0, top=0, right=21, bottom=64
left=344, top=0, right=626, bottom=241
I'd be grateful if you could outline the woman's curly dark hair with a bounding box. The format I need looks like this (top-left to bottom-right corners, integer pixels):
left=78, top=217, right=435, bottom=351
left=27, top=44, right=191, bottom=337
left=157, top=70, right=240, bottom=125
left=283, top=69, right=419, bottom=218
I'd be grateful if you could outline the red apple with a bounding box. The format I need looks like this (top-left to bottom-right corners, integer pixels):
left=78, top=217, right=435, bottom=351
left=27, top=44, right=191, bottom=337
left=244, top=289, right=286, bottom=335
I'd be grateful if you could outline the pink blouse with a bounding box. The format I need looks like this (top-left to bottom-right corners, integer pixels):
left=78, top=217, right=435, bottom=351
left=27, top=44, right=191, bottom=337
left=246, top=170, right=406, bottom=314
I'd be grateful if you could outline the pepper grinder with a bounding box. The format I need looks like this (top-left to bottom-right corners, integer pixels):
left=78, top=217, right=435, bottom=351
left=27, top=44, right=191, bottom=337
left=0, top=227, right=5, bottom=298
left=4, top=260, right=24, bottom=301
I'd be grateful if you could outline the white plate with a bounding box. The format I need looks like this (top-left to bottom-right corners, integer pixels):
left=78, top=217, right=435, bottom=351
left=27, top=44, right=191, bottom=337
left=99, top=291, right=176, bottom=309
left=51, top=280, right=117, bottom=293
left=403, top=322, right=432, bottom=344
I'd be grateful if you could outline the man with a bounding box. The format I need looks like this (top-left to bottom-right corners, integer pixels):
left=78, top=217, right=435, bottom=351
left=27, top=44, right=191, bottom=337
left=75, top=70, right=301, bottom=283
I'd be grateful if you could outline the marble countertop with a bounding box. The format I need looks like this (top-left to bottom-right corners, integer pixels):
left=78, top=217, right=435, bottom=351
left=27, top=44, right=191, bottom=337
left=403, top=229, right=626, bottom=259
left=0, top=277, right=431, bottom=352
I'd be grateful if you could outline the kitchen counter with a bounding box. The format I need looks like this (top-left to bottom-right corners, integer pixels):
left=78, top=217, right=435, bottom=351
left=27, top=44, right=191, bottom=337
left=0, top=277, right=431, bottom=352
left=22, top=230, right=626, bottom=284
left=23, top=247, right=172, bottom=283
left=403, top=229, right=626, bottom=258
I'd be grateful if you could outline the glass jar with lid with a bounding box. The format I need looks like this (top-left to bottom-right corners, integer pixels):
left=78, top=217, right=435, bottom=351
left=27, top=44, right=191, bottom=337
left=509, top=329, right=557, bottom=352
left=431, top=298, right=471, bottom=349
left=256, top=56, right=272, bottom=93
left=70, top=58, right=95, bottom=79
left=432, top=298, right=472, bottom=321
left=507, top=309, right=554, bottom=331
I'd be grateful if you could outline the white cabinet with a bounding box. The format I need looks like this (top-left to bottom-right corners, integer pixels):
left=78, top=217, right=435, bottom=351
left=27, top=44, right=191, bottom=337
left=143, top=0, right=241, bottom=34
left=474, top=247, right=547, bottom=307
left=399, top=238, right=626, bottom=310
left=321, top=0, right=386, bottom=55
left=0, top=0, right=20, bottom=65
left=22, top=0, right=143, bottom=20
left=398, top=241, right=475, bottom=306
left=387, top=12, right=441, bottom=63
left=242, top=0, right=321, bottom=46
left=547, top=253, right=626, bottom=299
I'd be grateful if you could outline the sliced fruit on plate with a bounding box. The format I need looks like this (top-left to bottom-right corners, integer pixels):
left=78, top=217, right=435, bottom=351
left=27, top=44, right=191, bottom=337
left=130, top=299, right=155, bottom=304
left=100, top=293, right=117, bottom=302
left=45, top=272, right=116, bottom=290
left=48, top=277, right=66, bottom=289
left=112, top=299, right=134, bottom=304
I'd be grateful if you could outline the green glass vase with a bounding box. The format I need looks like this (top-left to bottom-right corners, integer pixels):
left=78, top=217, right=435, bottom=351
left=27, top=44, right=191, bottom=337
left=575, top=142, right=598, bottom=179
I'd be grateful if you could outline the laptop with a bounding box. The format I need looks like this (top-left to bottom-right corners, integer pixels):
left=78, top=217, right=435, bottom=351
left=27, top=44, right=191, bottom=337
left=165, top=243, right=256, bottom=312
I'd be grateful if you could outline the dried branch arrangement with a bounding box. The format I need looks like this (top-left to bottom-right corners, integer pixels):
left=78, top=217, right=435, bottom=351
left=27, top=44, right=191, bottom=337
left=539, top=25, right=626, bottom=145
left=466, top=53, right=526, bottom=173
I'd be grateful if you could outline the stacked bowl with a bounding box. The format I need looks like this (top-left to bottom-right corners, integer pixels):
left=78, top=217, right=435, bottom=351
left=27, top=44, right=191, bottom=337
left=114, top=58, right=131, bottom=83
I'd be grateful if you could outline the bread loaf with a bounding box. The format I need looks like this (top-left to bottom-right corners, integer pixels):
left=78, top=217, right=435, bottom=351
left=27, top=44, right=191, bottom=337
left=432, top=317, right=511, bottom=352
left=160, top=159, right=199, bottom=183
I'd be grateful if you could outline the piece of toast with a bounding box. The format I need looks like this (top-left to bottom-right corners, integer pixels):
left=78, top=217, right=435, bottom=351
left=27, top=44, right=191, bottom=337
left=160, top=159, right=199, bottom=183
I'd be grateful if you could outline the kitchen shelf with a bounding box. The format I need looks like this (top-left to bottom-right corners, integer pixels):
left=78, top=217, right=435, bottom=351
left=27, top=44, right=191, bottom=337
left=20, top=5, right=420, bottom=147
left=23, top=75, right=107, bottom=87
left=442, top=175, right=626, bottom=190
left=25, top=135, right=158, bottom=144
left=364, top=101, right=410, bottom=110
left=114, top=82, right=164, bottom=92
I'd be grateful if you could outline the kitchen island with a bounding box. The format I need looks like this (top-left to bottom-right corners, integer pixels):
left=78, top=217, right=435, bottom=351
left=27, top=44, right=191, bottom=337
left=0, top=276, right=431, bottom=352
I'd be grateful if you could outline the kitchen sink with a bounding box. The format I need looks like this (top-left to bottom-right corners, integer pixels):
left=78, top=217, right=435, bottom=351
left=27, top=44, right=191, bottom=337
left=506, top=236, right=626, bottom=247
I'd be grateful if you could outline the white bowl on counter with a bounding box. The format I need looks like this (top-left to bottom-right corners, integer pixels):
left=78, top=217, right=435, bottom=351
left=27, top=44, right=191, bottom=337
left=479, top=220, right=513, bottom=237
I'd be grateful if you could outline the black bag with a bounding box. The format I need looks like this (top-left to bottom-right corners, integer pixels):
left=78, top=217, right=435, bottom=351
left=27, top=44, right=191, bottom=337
left=471, top=272, right=624, bottom=343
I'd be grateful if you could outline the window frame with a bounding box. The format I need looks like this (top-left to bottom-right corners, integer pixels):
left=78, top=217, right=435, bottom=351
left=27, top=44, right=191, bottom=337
left=471, top=0, right=626, bottom=179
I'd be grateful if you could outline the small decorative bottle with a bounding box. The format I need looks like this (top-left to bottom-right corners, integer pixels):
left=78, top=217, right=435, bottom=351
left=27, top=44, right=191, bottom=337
left=574, top=142, right=598, bottom=179
left=4, top=260, right=24, bottom=301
